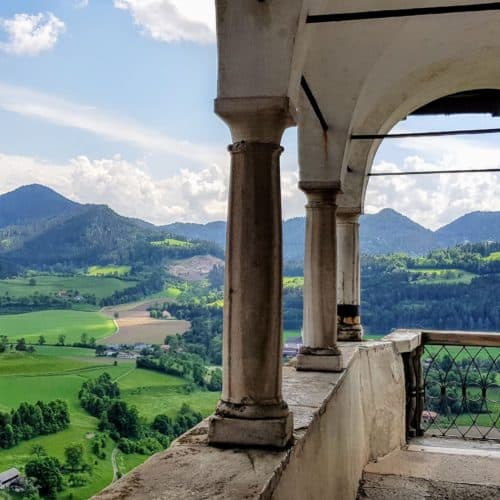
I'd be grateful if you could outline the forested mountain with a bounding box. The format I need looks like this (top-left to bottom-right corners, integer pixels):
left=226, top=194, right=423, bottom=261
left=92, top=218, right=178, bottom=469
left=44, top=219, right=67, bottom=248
left=162, top=221, right=227, bottom=248
left=4, top=184, right=500, bottom=267
left=0, top=186, right=222, bottom=270
left=361, top=208, right=436, bottom=255
left=436, top=211, right=500, bottom=245
left=0, top=184, right=82, bottom=228
left=6, top=205, right=159, bottom=266
left=166, top=208, right=500, bottom=258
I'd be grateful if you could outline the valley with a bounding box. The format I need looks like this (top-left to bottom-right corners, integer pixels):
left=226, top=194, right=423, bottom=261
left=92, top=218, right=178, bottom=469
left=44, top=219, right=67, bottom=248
left=0, top=184, right=499, bottom=498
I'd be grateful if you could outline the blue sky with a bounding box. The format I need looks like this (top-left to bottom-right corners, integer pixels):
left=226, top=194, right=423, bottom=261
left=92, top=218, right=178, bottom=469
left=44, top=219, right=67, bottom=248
left=1, top=1, right=500, bottom=229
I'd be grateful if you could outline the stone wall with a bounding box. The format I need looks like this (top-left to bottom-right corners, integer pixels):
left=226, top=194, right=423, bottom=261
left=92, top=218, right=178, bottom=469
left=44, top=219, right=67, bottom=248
left=95, top=341, right=406, bottom=500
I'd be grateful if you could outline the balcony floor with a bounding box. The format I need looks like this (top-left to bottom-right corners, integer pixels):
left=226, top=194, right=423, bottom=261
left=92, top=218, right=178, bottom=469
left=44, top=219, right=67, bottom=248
left=359, top=437, right=500, bottom=499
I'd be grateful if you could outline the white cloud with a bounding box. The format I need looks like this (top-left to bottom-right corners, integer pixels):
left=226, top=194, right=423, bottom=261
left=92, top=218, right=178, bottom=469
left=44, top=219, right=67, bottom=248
left=0, top=153, right=225, bottom=223
left=0, top=12, right=65, bottom=55
left=114, top=0, right=215, bottom=44
left=367, top=136, right=500, bottom=230
left=75, top=0, right=89, bottom=8
left=0, top=152, right=304, bottom=224
left=0, top=82, right=222, bottom=167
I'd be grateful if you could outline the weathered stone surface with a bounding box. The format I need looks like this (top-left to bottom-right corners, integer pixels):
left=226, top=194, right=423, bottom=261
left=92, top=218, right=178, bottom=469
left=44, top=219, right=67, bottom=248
left=94, top=342, right=405, bottom=500
left=384, top=330, right=422, bottom=353
left=296, top=352, right=343, bottom=372
left=208, top=414, right=293, bottom=449
left=337, top=212, right=364, bottom=342
left=300, top=186, right=340, bottom=351
left=210, top=99, right=292, bottom=446
left=338, top=322, right=364, bottom=342
left=363, top=448, right=500, bottom=486
left=358, top=474, right=500, bottom=500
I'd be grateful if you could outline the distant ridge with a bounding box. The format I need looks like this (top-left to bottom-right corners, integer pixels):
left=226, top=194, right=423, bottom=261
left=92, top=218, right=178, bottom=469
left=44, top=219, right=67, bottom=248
left=3, top=184, right=500, bottom=259
left=436, top=211, right=500, bottom=245
left=0, top=184, right=82, bottom=228
left=164, top=208, right=500, bottom=257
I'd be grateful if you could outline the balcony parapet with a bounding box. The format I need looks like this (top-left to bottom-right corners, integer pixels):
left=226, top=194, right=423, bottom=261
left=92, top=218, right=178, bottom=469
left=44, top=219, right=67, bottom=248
left=94, top=341, right=406, bottom=500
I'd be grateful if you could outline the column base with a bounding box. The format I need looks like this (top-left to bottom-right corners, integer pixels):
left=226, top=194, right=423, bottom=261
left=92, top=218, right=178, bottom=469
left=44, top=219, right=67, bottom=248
left=207, top=413, right=293, bottom=449
left=296, top=352, right=344, bottom=372
left=338, top=323, right=364, bottom=341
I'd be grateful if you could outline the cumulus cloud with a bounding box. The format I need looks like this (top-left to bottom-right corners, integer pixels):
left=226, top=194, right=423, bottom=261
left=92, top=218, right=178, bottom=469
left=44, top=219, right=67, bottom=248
left=0, top=12, right=65, bottom=55
left=0, top=82, right=221, bottom=166
left=114, top=0, right=215, bottom=44
left=367, top=136, right=500, bottom=229
left=0, top=152, right=304, bottom=224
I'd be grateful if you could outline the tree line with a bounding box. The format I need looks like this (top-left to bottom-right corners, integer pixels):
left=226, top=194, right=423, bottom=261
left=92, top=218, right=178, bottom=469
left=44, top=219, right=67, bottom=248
left=0, top=400, right=70, bottom=449
left=78, top=373, right=204, bottom=457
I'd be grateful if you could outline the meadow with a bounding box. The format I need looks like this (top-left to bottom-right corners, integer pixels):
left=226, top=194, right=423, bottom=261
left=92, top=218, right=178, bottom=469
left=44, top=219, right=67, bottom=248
left=0, top=310, right=116, bottom=344
left=86, top=265, right=132, bottom=277
left=483, top=251, right=500, bottom=262
left=0, top=346, right=220, bottom=499
left=407, top=268, right=477, bottom=284
left=283, top=276, right=304, bottom=289
left=0, top=274, right=137, bottom=301
left=150, top=238, right=192, bottom=248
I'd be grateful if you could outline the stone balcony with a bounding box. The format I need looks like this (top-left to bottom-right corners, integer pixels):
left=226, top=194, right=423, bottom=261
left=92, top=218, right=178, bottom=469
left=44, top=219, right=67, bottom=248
left=94, top=332, right=499, bottom=500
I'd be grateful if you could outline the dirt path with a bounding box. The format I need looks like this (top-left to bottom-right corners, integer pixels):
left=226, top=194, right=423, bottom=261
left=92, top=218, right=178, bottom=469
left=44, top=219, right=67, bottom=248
left=111, top=447, right=119, bottom=482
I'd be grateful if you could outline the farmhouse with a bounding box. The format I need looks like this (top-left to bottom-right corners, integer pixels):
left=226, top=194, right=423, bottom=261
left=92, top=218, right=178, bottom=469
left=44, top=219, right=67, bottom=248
left=0, top=468, right=21, bottom=490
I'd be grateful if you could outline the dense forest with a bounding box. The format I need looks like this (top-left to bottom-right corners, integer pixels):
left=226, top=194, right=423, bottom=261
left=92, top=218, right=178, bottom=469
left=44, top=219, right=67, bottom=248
left=362, top=242, right=500, bottom=334
left=284, top=242, right=500, bottom=335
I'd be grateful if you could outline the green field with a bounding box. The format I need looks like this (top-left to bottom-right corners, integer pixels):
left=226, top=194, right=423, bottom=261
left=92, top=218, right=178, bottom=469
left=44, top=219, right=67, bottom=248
left=284, top=329, right=301, bottom=341
left=86, top=265, right=132, bottom=277
left=484, top=251, right=500, bottom=262
left=0, top=310, right=116, bottom=344
left=283, top=276, right=304, bottom=289
left=0, top=346, right=220, bottom=499
left=0, top=274, right=137, bottom=300
left=150, top=238, right=192, bottom=248
left=407, top=268, right=477, bottom=284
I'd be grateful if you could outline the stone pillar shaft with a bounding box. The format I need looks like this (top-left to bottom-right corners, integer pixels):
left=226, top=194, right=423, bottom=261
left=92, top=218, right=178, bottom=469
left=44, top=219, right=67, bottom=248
left=296, top=183, right=343, bottom=372
left=219, top=141, right=286, bottom=417
left=208, top=97, right=293, bottom=448
left=337, top=213, right=363, bottom=341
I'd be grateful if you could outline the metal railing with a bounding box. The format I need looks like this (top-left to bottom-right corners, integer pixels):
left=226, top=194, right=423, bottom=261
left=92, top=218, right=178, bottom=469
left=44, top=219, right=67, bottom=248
left=406, top=330, right=500, bottom=440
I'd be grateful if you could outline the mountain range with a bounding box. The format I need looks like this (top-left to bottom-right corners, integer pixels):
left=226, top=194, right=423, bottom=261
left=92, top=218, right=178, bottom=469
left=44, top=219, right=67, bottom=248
left=2, top=184, right=500, bottom=268
left=165, top=208, right=500, bottom=259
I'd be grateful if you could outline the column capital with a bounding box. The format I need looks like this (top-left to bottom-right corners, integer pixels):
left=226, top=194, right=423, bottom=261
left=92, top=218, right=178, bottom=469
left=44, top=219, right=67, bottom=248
left=298, top=180, right=341, bottom=194
left=299, top=181, right=341, bottom=207
left=337, top=209, right=362, bottom=224
left=215, top=96, right=294, bottom=143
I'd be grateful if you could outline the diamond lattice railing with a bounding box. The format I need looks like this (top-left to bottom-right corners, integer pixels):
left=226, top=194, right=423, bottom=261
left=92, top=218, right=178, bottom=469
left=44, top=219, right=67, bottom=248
left=422, top=345, right=500, bottom=439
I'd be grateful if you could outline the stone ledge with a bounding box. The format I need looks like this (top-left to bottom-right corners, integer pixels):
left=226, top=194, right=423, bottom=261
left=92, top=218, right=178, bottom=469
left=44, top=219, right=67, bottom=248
left=93, top=341, right=405, bottom=500
left=383, top=329, right=422, bottom=353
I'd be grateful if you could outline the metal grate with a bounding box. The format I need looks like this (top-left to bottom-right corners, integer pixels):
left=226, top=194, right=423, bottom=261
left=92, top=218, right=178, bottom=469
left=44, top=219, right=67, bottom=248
left=422, top=345, right=500, bottom=440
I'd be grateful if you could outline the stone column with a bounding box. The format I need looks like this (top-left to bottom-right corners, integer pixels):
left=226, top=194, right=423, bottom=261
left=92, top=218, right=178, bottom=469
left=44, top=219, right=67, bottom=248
left=296, top=182, right=343, bottom=372
left=337, top=212, right=364, bottom=341
left=208, top=97, right=293, bottom=448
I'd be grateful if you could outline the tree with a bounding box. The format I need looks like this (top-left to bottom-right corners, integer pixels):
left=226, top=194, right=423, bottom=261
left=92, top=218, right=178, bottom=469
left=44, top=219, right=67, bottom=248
left=29, top=277, right=37, bottom=286
left=31, top=444, right=48, bottom=458
left=15, top=338, right=27, bottom=351
left=80, top=332, right=89, bottom=346
left=65, top=442, right=85, bottom=471
left=207, top=368, right=222, bottom=391
left=57, top=334, right=66, bottom=346
left=25, top=456, right=64, bottom=499
left=0, top=335, right=8, bottom=353
left=38, top=335, right=46, bottom=346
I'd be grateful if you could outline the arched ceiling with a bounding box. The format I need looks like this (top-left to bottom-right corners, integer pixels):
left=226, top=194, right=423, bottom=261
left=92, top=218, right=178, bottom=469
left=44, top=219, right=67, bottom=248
left=215, top=1, right=500, bottom=213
